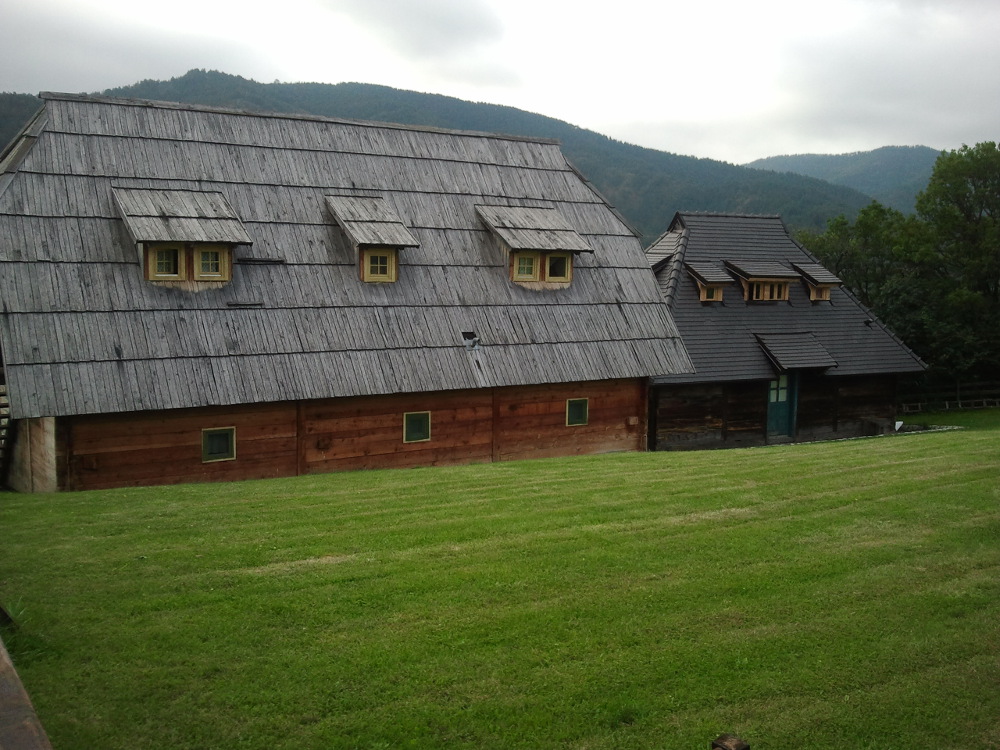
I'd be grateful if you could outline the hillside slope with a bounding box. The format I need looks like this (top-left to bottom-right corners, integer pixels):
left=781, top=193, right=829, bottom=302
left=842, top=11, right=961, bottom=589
left=745, top=146, right=941, bottom=214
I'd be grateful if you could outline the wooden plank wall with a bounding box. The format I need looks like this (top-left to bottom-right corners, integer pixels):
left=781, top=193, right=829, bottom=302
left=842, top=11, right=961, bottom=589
left=66, top=402, right=298, bottom=491
left=652, top=382, right=766, bottom=450
left=56, top=380, right=644, bottom=491
left=300, top=390, right=494, bottom=474
left=653, top=375, right=899, bottom=451
left=494, top=380, right=646, bottom=462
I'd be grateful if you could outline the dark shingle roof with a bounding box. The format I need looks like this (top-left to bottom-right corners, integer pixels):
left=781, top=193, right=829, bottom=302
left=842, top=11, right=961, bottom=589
left=646, top=213, right=924, bottom=384
left=0, top=93, right=692, bottom=419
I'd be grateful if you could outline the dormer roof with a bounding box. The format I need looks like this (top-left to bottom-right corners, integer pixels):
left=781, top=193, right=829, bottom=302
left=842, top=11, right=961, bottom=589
left=475, top=205, right=593, bottom=254
left=112, top=188, right=253, bottom=245
left=325, top=195, right=419, bottom=249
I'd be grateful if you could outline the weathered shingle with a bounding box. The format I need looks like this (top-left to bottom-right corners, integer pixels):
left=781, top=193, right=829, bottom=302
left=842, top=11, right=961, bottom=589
left=0, top=93, right=692, bottom=419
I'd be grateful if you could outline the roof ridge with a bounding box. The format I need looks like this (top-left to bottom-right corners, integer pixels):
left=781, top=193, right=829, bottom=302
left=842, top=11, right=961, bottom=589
left=37, top=92, right=563, bottom=147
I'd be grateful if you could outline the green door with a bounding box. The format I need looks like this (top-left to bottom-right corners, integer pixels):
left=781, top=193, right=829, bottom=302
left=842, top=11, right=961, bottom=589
left=767, top=374, right=797, bottom=436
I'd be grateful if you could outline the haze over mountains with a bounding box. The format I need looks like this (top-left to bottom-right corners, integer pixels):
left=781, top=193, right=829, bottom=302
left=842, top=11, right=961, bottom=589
left=1, top=70, right=939, bottom=241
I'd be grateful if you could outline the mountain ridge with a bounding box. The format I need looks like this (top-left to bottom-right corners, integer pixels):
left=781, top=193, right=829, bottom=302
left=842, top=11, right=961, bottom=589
left=1, top=70, right=932, bottom=239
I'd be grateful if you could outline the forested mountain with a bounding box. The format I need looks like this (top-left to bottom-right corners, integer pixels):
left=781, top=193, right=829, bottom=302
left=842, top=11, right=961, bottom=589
left=3, top=70, right=876, bottom=240
left=745, top=146, right=941, bottom=214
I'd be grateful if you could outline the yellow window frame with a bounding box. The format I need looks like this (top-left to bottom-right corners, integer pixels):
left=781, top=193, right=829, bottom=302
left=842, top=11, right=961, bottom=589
left=361, top=248, right=398, bottom=283
left=545, top=252, right=573, bottom=282
left=512, top=251, right=541, bottom=282
left=146, top=244, right=187, bottom=280
left=193, top=244, right=232, bottom=281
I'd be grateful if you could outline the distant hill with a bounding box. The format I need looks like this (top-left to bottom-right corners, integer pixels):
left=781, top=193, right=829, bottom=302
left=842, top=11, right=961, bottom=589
left=0, top=92, right=43, bottom=147
left=2, top=70, right=876, bottom=240
left=744, top=146, right=942, bottom=214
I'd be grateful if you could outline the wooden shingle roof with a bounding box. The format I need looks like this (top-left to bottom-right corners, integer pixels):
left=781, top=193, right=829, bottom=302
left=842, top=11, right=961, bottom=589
left=0, top=93, right=692, bottom=419
left=645, top=213, right=924, bottom=384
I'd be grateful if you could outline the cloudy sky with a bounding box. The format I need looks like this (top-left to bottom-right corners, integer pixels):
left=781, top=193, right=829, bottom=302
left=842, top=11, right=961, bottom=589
left=3, top=0, right=997, bottom=163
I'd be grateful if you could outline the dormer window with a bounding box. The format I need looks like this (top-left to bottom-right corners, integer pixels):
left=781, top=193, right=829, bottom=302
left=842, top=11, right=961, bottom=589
left=114, top=188, right=251, bottom=285
left=724, top=260, right=800, bottom=303
left=750, top=280, right=790, bottom=301
left=685, top=262, right=733, bottom=303
left=326, top=195, right=418, bottom=285
left=476, top=205, right=592, bottom=288
left=361, top=248, right=399, bottom=283
left=792, top=263, right=842, bottom=304
left=513, top=252, right=541, bottom=281
left=546, top=253, right=572, bottom=283
left=150, top=246, right=184, bottom=280
left=144, top=243, right=233, bottom=282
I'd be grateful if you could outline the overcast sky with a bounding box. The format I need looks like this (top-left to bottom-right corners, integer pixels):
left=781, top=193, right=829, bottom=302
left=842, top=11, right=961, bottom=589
left=3, top=0, right=997, bottom=163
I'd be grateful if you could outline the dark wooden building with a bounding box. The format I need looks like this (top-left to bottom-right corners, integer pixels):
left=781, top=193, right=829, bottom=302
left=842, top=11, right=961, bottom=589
left=0, top=93, right=692, bottom=491
left=646, top=213, right=925, bottom=450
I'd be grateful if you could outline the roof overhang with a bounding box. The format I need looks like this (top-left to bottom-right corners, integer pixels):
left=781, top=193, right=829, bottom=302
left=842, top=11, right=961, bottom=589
left=325, top=195, right=419, bottom=249
left=755, top=332, right=838, bottom=372
left=476, top=204, right=593, bottom=254
left=112, top=188, right=253, bottom=245
left=725, top=260, right=800, bottom=281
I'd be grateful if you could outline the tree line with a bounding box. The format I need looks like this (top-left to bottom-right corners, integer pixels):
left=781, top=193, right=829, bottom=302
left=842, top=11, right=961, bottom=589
left=798, top=142, right=1000, bottom=388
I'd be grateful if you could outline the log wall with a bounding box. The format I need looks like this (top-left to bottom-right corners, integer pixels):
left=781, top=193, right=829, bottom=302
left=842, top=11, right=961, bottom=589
left=653, top=374, right=898, bottom=450
left=52, top=379, right=644, bottom=491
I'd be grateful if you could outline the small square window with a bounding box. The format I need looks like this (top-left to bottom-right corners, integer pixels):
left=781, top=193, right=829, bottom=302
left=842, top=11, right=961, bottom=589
left=403, top=411, right=431, bottom=443
left=148, top=245, right=186, bottom=280
left=566, top=398, right=589, bottom=426
left=512, top=252, right=540, bottom=281
left=698, top=283, right=725, bottom=302
left=193, top=246, right=231, bottom=281
left=546, top=253, right=572, bottom=282
left=202, top=427, right=236, bottom=462
left=361, top=248, right=398, bottom=282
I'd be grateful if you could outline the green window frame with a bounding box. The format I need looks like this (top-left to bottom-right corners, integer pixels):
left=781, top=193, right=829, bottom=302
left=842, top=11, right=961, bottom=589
left=202, top=427, right=236, bottom=462
left=403, top=411, right=431, bottom=443
left=566, top=398, right=589, bottom=426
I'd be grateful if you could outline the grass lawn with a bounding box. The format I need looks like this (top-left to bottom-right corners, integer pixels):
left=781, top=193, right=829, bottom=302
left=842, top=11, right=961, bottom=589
left=2, top=412, right=999, bottom=749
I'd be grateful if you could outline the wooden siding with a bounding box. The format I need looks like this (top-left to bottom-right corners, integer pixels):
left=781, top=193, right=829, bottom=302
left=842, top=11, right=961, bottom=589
left=56, top=380, right=645, bottom=491
left=652, top=374, right=898, bottom=450
left=65, top=403, right=298, bottom=491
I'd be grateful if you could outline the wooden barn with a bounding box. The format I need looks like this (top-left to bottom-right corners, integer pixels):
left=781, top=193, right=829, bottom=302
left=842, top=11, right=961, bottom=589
left=646, top=213, right=925, bottom=450
left=0, top=93, right=692, bottom=491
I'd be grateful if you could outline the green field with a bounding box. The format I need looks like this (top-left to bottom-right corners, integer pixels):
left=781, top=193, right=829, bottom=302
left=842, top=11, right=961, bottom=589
left=2, top=412, right=998, bottom=749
